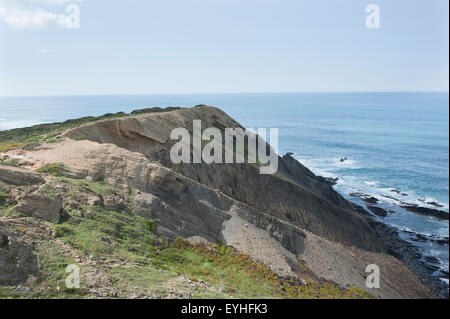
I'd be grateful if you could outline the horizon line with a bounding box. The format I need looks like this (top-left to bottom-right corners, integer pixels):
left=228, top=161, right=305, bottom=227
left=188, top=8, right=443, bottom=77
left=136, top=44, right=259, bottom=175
left=0, top=90, right=449, bottom=99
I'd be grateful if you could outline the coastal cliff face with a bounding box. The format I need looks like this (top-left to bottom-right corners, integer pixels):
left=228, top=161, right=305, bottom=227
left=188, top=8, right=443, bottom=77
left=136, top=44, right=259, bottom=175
left=0, top=106, right=436, bottom=299
left=63, top=106, right=384, bottom=253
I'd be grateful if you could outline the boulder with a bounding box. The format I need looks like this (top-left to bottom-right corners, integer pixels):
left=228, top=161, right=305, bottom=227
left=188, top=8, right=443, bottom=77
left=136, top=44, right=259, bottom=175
left=16, top=190, right=62, bottom=223
left=367, top=206, right=389, bottom=218
left=102, top=194, right=125, bottom=211
left=0, top=165, right=44, bottom=186
left=0, top=226, right=39, bottom=285
left=401, top=204, right=449, bottom=221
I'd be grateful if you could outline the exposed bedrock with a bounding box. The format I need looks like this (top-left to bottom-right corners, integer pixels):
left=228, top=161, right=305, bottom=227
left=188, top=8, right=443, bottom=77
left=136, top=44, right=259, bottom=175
left=0, top=165, right=44, bottom=186
left=0, top=225, right=39, bottom=285
left=400, top=204, right=449, bottom=221
left=64, top=106, right=385, bottom=253
left=3, top=105, right=434, bottom=298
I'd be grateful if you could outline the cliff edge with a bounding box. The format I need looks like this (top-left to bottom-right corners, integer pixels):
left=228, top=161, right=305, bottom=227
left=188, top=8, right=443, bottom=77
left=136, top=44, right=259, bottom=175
left=0, top=106, right=436, bottom=298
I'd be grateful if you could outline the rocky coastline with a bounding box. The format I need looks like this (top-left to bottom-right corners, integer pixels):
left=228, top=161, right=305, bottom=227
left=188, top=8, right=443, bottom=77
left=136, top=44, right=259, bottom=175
left=0, top=106, right=446, bottom=299
left=348, top=202, right=448, bottom=299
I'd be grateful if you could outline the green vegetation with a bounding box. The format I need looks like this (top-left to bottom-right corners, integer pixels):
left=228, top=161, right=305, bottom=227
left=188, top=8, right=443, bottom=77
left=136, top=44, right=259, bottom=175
left=33, top=202, right=371, bottom=299
left=32, top=241, right=88, bottom=298
left=0, top=191, right=8, bottom=203
left=55, top=176, right=115, bottom=196
left=0, top=171, right=373, bottom=298
left=0, top=287, right=22, bottom=299
left=0, top=205, right=16, bottom=218
left=130, top=106, right=181, bottom=115
left=35, top=163, right=70, bottom=177
left=0, top=158, right=21, bottom=167
left=0, top=107, right=181, bottom=152
left=0, top=106, right=375, bottom=299
left=39, top=184, right=59, bottom=200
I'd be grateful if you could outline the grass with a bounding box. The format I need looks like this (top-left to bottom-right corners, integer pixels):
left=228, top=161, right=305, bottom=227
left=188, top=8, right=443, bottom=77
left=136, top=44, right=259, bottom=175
left=0, top=158, right=21, bottom=167
left=43, top=202, right=372, bottom=299
left=0, top=107, right=181, bottom=152
left=0, top=191, right=9, bottom=202
left=0, top=205, right=17, bottom=218
left=39, top=184, right=59, bottom=200
left=0, top=171, right=373, bottom=299
left=35, top=163, right=70, bottom=177
left=1, top=237, right=88, bottom=299
left=0, top=106, right=374, bottom=299
left=55, top=176, right=116, bottom=196
left=0, top=184, right=373, bottom=299
left=31, top=241, right=89, bottom=298
left=0, top=287, right=23, bottom=299
left=130, top=106, right=181, bottom=115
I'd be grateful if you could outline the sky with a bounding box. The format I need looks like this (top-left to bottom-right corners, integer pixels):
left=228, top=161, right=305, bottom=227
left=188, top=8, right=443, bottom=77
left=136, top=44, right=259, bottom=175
left=0, top=0, right=448, bottom=96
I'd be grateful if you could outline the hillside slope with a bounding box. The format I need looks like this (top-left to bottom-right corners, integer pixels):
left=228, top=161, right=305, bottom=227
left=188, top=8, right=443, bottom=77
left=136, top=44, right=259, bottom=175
left=0, top=106, right=436, bottom=298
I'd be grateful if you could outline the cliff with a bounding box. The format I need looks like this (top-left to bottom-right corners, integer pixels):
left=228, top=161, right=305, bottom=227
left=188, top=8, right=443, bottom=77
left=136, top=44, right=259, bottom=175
left=0, top=106, right=436, bottom=298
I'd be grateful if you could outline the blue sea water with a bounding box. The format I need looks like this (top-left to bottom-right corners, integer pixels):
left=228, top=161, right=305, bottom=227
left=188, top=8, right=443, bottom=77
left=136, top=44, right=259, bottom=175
left=0, top=92, right=449, bottom=280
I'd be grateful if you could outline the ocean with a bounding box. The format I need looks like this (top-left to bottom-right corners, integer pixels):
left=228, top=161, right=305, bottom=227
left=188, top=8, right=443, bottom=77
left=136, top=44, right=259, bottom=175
left=0, top=92, right=448, bottom=282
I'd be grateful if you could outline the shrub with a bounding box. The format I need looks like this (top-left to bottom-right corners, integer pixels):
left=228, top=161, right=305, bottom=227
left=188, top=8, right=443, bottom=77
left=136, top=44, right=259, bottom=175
left=54, top=224, right=74, bottom=238
left=0, top=191, right=9, bottom=202
left=145, top=220, right=158, bottom=233
left=36, top=163, right=69, bottom=177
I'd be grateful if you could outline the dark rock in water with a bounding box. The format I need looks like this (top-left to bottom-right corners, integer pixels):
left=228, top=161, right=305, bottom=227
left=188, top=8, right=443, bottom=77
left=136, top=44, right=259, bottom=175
left=349, top=192, right=379, bottom=204
left=428, top=202, right=444, bottom=208
left=409, top=233, right=448, bottom=245
left=424, top=256, right=441, bottom=264
left=362, top=196, right=379, bottom=204
left=415, top=234, right=429, bottom=242
left=418, top=198, right=444, bottom=208
left=440, top=269, right=449, bottom=277
left=323, top=177, right=339, bottom=186
left=401, top=229, right=448, bottom=246
left=435, top=238, right=449, bottom=246
left=353, top=203, right=449, bottom=299
left=382, top=195, right=400, bottom=202
left=349, top=203, right=448, bottom=298
left=367, top=206, right=390, bottom=218
left=391, top=189, right=408, bottom=196
left=422, top=263, right=441, bottom=273
left=350, top=192, right=363, bottom=198
left=401, top=204, right=449, bottom=220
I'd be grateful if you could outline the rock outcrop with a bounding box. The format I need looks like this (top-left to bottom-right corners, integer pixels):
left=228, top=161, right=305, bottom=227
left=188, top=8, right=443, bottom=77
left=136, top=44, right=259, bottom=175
left=0, top=165, right=44, bottom=186
left=0, top=224, right=39, bottom=285
left=63, top=106, right=385, bottom=253
left=16, top=187, right=62, bottom=223
left=0, top=106, right=438, bottom=298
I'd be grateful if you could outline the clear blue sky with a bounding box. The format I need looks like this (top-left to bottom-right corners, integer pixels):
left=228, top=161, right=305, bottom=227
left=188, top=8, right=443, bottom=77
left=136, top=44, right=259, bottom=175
left=0, top=0, right=448, bottom=96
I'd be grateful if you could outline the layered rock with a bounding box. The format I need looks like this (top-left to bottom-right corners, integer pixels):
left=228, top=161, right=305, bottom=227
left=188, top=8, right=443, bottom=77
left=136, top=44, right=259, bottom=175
left=63, top=106, right=385, bottom=253
left=0, top=224, right=39, bottom=285
left=16, top=186, right=62, bottom=223
left=0, top=165, right=44, bottom=186
left=1, top=106, right=437, bottom=298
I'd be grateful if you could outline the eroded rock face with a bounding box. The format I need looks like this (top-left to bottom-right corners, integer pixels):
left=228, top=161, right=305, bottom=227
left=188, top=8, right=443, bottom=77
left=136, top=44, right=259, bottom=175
left=16, top=188, right=62, bottom=223
left=0, top=165, right=44, bottom=186
left=102, top=194, right=125, bottom=211
left=3, top=106, right=438, bottom=298
left=64, top=106, right=385, bottom=253
left=0, top=226, right=39, bottom=285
